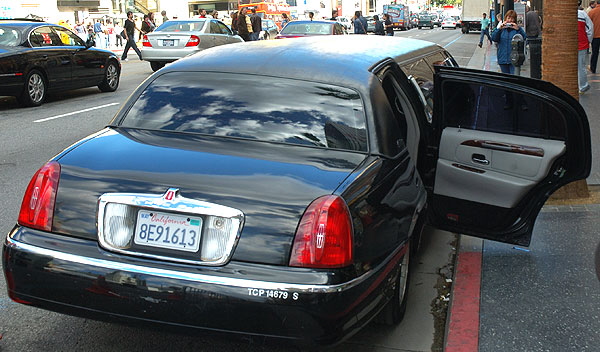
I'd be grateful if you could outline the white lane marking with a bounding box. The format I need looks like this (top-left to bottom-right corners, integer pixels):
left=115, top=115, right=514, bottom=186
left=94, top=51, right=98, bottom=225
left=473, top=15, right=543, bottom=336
left=34, top=102, right=120, bottom=123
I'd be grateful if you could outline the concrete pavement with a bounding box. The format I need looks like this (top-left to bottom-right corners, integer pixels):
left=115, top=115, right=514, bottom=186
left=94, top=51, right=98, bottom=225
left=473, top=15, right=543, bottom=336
left=446, top=38, right=600, bottom=351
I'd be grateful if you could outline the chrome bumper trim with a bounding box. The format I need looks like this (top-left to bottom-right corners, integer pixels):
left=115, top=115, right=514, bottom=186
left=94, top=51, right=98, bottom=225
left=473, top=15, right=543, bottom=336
left=5, top=236, right=386, bottom=294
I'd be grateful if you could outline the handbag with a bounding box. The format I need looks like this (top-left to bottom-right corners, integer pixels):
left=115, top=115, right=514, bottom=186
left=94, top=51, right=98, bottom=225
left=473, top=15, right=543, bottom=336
left=120, top=30, right=126, bottom=39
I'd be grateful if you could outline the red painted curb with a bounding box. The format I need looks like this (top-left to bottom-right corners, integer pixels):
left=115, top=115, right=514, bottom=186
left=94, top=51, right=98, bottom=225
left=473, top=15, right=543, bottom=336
left=444, top=251, right=482, bottom=352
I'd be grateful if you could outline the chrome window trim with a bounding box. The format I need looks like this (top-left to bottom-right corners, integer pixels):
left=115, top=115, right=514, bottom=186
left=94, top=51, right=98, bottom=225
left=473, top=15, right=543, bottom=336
left=97, top=188, right=244, bottom=266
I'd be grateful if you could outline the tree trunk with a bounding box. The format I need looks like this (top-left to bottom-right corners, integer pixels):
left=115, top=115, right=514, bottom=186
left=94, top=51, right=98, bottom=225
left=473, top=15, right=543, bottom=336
left=542, top=0, right=590, bottom=199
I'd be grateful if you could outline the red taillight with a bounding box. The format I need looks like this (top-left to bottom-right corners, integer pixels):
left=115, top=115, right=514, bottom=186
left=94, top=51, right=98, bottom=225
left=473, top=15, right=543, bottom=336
left=185, top=35, right=200, bottom=46
left=289, top=195, right=353, bottom=268
left=142, top=35, right=152, bottom=47
left=17, top=161, right=60, bottom=232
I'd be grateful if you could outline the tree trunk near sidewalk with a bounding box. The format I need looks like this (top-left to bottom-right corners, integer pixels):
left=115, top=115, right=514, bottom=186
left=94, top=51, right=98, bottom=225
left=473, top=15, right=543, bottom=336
left=542, top=0, right=590, bottom=200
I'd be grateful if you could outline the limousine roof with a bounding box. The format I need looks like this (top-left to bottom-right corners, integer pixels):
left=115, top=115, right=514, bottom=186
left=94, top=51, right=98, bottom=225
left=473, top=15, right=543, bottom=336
left=164, top=35, right=444, bottom=87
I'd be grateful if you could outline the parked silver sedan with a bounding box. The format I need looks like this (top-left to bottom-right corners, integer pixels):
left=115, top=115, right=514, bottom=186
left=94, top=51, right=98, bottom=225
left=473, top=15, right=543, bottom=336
left=141, top=19, right=243, bottom=71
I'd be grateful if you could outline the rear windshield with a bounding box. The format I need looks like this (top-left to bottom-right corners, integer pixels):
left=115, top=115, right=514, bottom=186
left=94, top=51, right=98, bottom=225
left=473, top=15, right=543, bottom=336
left=155, top=20, right=206, bottom=32
left=119, top=72, right=367, bottom=152
left=0, top=26, right=22, bottom=46
left=280, top=23, right=332, bottom=35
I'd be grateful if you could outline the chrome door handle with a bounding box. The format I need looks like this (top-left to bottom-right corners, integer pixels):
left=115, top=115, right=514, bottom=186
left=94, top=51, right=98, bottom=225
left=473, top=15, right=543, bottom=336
left=472, top=154, right=490, bottom=165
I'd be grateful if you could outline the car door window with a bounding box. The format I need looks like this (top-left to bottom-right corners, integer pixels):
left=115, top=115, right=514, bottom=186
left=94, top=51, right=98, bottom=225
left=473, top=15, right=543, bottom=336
left=218, top=22, right=232, bottom=35
left=210, top=21, right=221, bottom=34
left=401, top=58, right=434, bottom=123
left=52, top=26, right=84, bottom=46
left=30, top=26, right=62, bottom=47
left=441, top=80, right=566, bottom=139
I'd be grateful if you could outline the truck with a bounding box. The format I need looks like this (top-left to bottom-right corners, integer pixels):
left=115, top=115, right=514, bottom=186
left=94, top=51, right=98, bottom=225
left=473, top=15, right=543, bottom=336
left=460, top=0, right=491, bottom=33
left=383, top=4, right=410, bottom=31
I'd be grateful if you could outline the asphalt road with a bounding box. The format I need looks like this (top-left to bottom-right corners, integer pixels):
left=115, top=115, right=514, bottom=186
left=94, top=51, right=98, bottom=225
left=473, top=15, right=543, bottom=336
left=0, top=27, right=473, bottom=351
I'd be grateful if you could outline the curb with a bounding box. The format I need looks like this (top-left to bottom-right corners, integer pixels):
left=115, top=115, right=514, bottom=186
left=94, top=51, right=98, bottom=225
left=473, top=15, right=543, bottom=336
left=443, top=236, right=483, bottom=352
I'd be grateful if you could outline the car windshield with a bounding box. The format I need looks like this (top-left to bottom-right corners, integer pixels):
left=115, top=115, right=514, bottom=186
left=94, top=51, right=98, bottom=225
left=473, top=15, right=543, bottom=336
left=155, top=20, right=206, bottom=32
left=119, top=72, right=367, bottom=152
left=280, top=23, right=333, bottom=35
left=420, top=16, right=431, bottom=20
left=0, top=26, right=22, bottom=46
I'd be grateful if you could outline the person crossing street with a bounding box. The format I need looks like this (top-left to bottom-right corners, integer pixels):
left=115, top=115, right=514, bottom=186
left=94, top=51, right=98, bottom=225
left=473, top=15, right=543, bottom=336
left=478, top=13, right=492, bottom=47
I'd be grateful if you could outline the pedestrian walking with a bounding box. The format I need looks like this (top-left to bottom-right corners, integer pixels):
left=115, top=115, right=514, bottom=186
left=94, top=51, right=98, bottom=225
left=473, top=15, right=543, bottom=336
left=478, top=13, right=492, bottom=47
left=93, top=19, right=105, bottom=48
left=525, top=6, right=541, bottom=39
left=589, top=3, right=600, bottom=73
left=330, top=10, right=338, bottom=21
left=161, top=10, right=169, bottom=24
left=121, top=11, right=143, bottom=62
left=586, top=0, right=596, bottom=13
left=231, top=11, right=239, bottom=35
left=579, top=1, right=594, bottom=93
left=114, top=21, right=123, bottom=47
left=74, top=22, right=87, bottom=41
left=250, top=8, right=262, bottom=41
left=383, top=14, right=394, bottom=36
left=237, top=8, right=251, bottom=42
left=281, top=13, right=290, bottom=28
left=492, top=10, right=526, bottom=74
left=373, top=15, right=385, bottom=35
left=308, top=12, right=314, bottom=21
left=353, top=11, right=367, bottom=34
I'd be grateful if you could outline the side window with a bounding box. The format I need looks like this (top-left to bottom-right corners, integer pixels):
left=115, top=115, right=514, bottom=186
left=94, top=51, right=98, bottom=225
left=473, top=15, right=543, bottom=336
left=52, top=26, right=84, bottom=46
left=210, top=21, right=221, bottom=34
left=30, top=26, right=61, bottom=47
left=218, top=22, right=232, bottom=35
left=441, top=80, right=566, bottom=139
left=401, top=58, right=434, bottom=123
left=334, top=24, right=344, bottom=35
left=425, top=51, right=456, bottom=67
left=380, top=74, right=408, bottom=147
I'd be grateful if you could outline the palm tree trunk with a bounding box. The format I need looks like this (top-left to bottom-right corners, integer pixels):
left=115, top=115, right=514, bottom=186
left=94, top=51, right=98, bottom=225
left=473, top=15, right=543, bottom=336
left=542, top=0, right=590, bottom=199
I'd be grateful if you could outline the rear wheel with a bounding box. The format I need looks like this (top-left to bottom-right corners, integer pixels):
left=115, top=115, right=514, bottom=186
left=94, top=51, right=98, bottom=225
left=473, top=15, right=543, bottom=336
left=150, top=61, right=165, bottom=72
left=377, top=240, right=411, bottom=325
left=98, top=61, right=119, bottom=92
left=17, top=69, right=46, bottom=107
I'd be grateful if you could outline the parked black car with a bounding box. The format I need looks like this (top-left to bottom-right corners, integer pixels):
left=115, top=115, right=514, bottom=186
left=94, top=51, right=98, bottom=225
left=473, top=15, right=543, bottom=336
left=3, top=36, right=591, bottom=346
left=0, top=19, right=120, bottom=107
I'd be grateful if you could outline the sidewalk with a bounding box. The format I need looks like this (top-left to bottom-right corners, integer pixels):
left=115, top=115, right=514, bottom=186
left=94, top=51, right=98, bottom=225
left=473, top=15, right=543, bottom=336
left=445, top=41, right=600, bottom=351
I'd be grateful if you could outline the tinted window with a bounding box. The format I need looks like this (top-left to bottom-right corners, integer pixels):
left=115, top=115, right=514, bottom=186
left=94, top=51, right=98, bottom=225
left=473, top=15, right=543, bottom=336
left=441, top=81, right=566, bottom=139
left=156, top=20, right=206, bottom=32
left=120, top=72, right=367, bottom=151
left=210, top=21, right=220, bottom=33
left=53, top=26, right=84, bottom=46
left=280, top=23, right=333, bottom=35
left=0, top=26, right=21, bottom=46
left=30, top=26, right=61, bottom=47
left=218, top=22, right=232, bottom=35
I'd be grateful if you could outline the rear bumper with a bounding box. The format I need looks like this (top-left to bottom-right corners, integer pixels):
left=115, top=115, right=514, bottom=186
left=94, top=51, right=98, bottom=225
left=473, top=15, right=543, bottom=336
left=3, top=227, right=404, bottom=345
left=140, top=47, right=200, bottom=62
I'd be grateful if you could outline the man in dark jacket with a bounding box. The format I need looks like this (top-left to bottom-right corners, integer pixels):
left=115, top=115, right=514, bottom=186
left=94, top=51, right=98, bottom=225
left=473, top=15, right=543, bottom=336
left=237, top=8, right=251, bottom=42
left=250, top=8, right=262, bottom=41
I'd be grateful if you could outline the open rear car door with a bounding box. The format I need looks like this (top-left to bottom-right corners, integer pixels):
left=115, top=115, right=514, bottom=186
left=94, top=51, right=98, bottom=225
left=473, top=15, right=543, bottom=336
left=428, top=66, right=591, bottom=246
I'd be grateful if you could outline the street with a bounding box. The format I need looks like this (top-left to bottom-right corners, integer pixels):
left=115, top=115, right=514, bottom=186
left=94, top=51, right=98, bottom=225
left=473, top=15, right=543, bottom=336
left=0, top=28, right=486, bottom=351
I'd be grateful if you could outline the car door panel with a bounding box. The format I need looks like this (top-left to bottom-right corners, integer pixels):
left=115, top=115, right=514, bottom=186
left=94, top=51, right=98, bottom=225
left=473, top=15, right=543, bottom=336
left=427, top=66, right=591, bottom=246
left=435, top=127, right=566, bottom=208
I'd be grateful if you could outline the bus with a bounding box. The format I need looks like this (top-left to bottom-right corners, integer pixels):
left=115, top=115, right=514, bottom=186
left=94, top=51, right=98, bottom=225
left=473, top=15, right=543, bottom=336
left=238, top=1, right=290, bottom=29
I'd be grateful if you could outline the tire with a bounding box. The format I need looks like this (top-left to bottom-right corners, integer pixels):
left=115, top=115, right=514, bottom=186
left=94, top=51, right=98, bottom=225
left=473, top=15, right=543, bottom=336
left=98, top=61, right=120, bottom=92
left=377, top=240, right=411, bottom=325
left=17, top=69, right=46, bottom=107
left=431, top=26, right=434, bottom=29
left=150, top=61, right=165, bottom=72
left=264, top=33, right=270, bottom=40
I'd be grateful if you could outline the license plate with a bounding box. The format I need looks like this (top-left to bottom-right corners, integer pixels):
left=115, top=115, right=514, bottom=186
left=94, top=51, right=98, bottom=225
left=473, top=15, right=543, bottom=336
left=163, top=39, right=174, bottom=46
left=134, top=210, right=202, bottom=252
